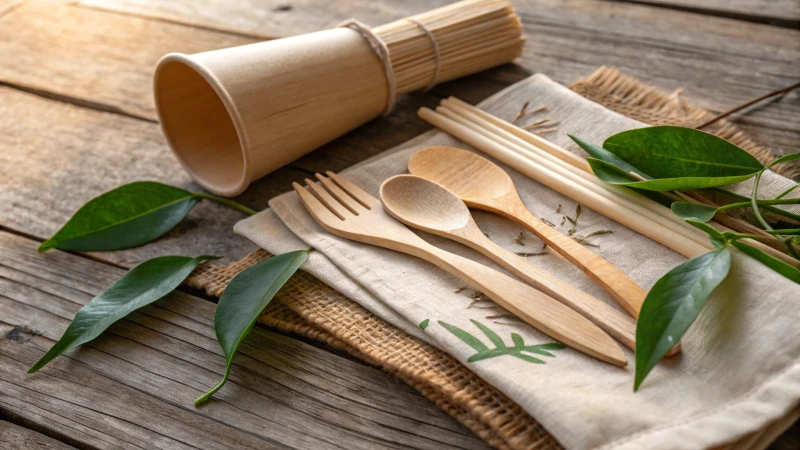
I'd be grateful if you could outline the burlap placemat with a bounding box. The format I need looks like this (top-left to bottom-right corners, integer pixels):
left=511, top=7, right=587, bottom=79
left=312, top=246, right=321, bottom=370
left=186, top=67, right=798, bottom=450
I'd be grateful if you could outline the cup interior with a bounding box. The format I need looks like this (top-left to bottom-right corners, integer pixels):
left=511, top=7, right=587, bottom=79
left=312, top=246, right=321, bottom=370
left=154, top=56, right=248, bottom=196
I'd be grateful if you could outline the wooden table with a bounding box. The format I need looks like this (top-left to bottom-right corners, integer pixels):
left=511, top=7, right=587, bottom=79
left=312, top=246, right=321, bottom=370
left=1, top=1, right=798, bottom=448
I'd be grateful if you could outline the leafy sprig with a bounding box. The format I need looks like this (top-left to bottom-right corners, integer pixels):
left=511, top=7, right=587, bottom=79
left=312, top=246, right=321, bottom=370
left=572, top=126, right=799, bottom=390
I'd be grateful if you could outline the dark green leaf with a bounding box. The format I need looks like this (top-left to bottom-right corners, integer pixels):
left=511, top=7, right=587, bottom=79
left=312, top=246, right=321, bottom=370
left=29, top=255, right=217, bottom=373
left=731, top=241, right=800, bottom=284
left=569, top=135, right=651, bottom=178
left=196, top=250, right=308, bottom=405
left=671, top=202, right=717, bottom=223
left=768, top=152, right=800, bottom=169
left=604, top=126, right=764, bottom=179
left=471, top=320, right=506, bottom=348
left=39, top=182, right=199, bottom=252
left=439, top=321, right=489, bottom=353
left=419, top=319, right=429, bottom=330
left=635, top=247, right=731, bottom=391
left=589, top=158, right=756, bottom=191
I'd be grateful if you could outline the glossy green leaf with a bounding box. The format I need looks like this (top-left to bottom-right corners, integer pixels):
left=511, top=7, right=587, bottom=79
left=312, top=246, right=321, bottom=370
left=569, top=135, right=651, bottom=178
left=588, top=158, right=756, bottom=191
left=671, top=202, right=717, bottom=223
left=195, top=250, right=309, bottom=405
left=604, top=126, right=764, bottom=179
left=29, top=255, right=217, bottom=373
left=635, top=247, right=731, bottom=391
left=731, top=241, right=800, bottom=284
left=768, top=152, right=800, bottom=169
left=685, top=220, right=726, bottom=248
left=39, top=182, right=199, bottom=252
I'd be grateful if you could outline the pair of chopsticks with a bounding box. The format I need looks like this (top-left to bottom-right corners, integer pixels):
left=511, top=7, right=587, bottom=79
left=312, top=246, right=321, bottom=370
left=419, top=97, right=796, bottom=266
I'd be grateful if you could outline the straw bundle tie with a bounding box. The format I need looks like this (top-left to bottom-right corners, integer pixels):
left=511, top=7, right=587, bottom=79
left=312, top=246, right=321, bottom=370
left=339, top=17, right=444, bottom=113
left=338, top=19, right=398, bottom=115
left=406, top=18, right=442, bottom=91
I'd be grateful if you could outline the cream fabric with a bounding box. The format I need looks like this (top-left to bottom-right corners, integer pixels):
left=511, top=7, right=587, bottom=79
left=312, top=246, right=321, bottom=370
left=235, top=74, right=800, bottom=450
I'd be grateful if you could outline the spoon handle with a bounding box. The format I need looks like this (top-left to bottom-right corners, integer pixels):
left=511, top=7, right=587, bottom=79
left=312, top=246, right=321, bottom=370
left=414, top=242, right=627, bottom=367
left=505, top=202, right=646, bottom=318
left=469, top=233, right=636, bottom=350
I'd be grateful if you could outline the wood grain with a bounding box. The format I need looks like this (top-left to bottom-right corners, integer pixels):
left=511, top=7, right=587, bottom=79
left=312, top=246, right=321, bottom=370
left=629, top=0, right=800, bottom=22
left=0, top=86, right=310, bottom=267
left=0, top=231, right=487, bottom=450
left=0, top=420, right=77, bottom=450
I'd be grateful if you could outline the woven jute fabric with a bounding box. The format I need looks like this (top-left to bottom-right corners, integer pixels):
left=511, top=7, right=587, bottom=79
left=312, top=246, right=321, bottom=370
left=186, top=67, right=794, bottom=450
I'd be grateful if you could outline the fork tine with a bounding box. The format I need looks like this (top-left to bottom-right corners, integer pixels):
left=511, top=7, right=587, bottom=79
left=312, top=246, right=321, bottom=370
left=293, top=182, right=345, bottom=222
left=294, top=182, right=346, bottom=221
left=305, top=178, right=352, bottom=219
left=326, top=171, right=379, bottom=209
left=315, top=173, right=363, bottom=215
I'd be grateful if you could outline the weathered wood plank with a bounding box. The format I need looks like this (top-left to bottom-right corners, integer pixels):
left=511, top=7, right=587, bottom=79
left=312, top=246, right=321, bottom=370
left=7, top=0, right=799, bottom=166
left=0, top=86, right=311, bottom=266
left=0, top=420, right=77, bottom=450
left=627, top=0, right=800, bottom=22
left=0, top=1, right=257, bottom=121
left=0, top=231, right=487, bottom=450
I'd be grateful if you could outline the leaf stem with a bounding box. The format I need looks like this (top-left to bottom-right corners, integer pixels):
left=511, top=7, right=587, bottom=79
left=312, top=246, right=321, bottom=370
left=752, top=171, right=774, bottom=232
left=194, top=369, right=230, bottom=405
left=716, top=197, right=800, bottom=213
left=776, top=183, right=800, bottom=200
left=193, top=194, right=258, bottom=215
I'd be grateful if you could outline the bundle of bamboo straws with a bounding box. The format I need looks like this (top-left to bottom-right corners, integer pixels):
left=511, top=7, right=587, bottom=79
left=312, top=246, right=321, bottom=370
left=419, top=98, right=799, bottom=266
left=373, top=0, right=524, bottom=95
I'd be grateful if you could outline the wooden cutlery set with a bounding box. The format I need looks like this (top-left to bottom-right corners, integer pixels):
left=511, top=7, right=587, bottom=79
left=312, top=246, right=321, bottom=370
left=293, top=146, right=671, bottom=367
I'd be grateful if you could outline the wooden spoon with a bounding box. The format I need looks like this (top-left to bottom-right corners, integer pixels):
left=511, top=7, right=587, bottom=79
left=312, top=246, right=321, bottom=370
left=408, top=146, right=648, bottom=318
left=380, top=174, right=637, bottom=351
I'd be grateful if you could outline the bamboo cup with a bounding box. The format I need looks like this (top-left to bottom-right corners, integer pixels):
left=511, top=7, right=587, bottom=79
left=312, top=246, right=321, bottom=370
left=154, top=29, right=387, bottom=196
left=154, top=0, right=523, bottom=196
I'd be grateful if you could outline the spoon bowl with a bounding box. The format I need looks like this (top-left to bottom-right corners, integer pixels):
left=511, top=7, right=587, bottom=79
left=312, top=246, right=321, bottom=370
left=408, top=146, right=515, bottom=205
left=380, top=175, right=472, bottom=233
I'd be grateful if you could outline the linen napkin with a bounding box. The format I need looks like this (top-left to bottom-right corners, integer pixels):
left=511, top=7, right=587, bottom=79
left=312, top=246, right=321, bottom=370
left=235, top=74, right=800, bottom=450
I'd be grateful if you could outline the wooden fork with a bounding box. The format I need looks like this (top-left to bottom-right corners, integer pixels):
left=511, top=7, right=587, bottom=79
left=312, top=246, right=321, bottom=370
left=293, top=171, right=627, bottom=367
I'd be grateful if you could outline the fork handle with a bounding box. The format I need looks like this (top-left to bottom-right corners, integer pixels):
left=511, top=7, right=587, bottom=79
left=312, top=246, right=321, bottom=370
left=407, top=241, right=626, bottom=367
left=469, top=233, right=637, bottom=351
left=506, top=203, right=646, bottom=318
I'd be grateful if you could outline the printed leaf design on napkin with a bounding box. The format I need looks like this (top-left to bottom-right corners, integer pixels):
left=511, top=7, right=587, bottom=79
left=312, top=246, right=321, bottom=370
left=439, top=320, right=565, bottom=364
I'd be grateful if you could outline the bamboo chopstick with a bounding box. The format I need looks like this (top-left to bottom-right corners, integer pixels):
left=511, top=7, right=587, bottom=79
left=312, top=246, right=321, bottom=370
left=419, top=107, right=711, bottom=258
left=435, top=103, right=714, bottom=250
left=437, top=98, right=800, bottom=268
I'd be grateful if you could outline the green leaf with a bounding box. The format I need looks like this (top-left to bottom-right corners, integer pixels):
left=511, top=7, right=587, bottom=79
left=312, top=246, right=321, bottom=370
left=39, top=182, right=199, bottom=252
left=439, top=321, right=489, bottom=353
left=419, top=319, right=429, bottom=330
left=671, top=202, right=717, bottom=223
left=731, top=241, right=800, bottom=284
left=589, top=158, right=756, bottom=191
left=471, top=320, right=506, bottom=349
left=196, top=250, right=308, bottom=405
left=768, top=152, right=800, bottom=169
left=604, top=126, right=764, bottom=179
left=511, top=333, right=524, bottom=347
left=569, top=135, right=651, bottom=178
left=635, top=247, right=731, bottom=391
left=29, top=255, right=217, bottom=373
